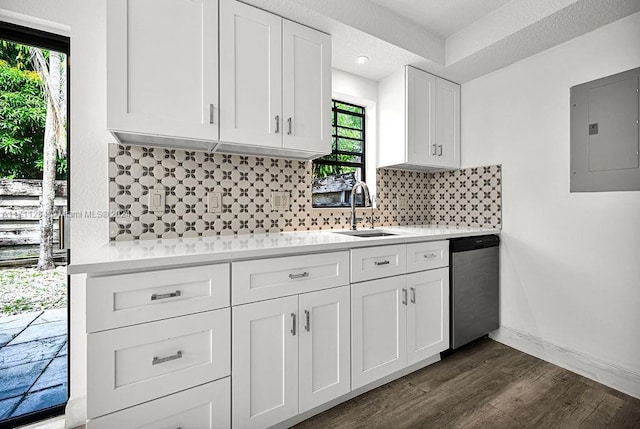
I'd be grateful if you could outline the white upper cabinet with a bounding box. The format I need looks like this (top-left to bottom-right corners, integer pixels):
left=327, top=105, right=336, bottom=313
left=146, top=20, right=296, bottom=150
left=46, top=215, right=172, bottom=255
left=107, top=0, right=331, bottom=158
left=378, top=65, right=461, bottom=170
left=107, top=0, right=218, bottom=150
left=219, top=0, right=282, bottom=148
left=435, top=77, right=461, bottom=168
left=219, top=0, right=332, bottom=158
left=282, top=20, right=332, bottom=154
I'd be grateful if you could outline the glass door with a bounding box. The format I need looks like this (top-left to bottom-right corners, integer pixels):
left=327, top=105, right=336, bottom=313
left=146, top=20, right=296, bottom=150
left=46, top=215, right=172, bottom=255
left=0, top=22, right=69, bottom=427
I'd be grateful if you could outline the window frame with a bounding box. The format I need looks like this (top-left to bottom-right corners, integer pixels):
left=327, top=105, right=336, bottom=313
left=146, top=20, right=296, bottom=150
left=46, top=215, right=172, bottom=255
left=312, top=99, right=367, bottom=208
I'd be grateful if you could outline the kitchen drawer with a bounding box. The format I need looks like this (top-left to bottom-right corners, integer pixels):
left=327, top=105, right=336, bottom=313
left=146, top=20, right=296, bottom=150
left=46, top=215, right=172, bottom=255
left=87, top=378, right=230, bottom=429
left=350, top=244, right=407, bottom=283
left=87, top=309, right=230, bottom=419
left=406, top=240, right=449, bottom=273
left=232, top=251, right=349, bottom=305
left=87, top=264, right=230, bottom=333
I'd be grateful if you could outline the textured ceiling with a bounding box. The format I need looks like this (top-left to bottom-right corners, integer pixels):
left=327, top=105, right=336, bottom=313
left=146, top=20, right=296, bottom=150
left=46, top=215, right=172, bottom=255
left=367, top=0, right=511, bottom=37
left=242, top=0, right=640, bottom=83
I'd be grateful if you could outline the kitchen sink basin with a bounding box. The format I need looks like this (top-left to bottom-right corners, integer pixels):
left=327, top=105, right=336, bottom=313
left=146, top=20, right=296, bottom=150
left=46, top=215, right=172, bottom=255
left=333, top=230, right=398, bottom=238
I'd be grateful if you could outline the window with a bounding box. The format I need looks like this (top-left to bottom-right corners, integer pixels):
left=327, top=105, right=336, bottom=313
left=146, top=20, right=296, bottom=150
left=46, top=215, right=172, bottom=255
left=312, top=100, right=366, bottom=207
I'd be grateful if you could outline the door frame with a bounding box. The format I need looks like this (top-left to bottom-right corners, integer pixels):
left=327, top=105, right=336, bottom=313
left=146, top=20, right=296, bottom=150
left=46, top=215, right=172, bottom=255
left=0, top=20, right=71, bottom=428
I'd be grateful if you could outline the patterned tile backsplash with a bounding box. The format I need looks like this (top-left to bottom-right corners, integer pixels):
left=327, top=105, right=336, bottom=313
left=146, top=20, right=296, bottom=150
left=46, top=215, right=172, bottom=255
left=108, top=144, right=501, bottom=241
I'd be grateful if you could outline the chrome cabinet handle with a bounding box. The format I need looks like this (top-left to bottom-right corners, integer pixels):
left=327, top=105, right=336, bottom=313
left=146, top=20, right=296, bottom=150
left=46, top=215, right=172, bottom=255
left=424, top=253, right=437, bottom=259
left=304, top=309, right=310, bottom=332
left=287, top=117, right=292, bottom=135
left=432, top=144, right=437, bottom=156
left=402, top=288, right=408, bottom=305
left=437, top=145, right=443, bottom=156
left=152, top=350, right=182, bottom=365
left=410, top=287, right=416, bottom=304
left=151, top=290, right=181, bottom=301
left=289, top=272, right=309, bottom=280
left=291, top=313, right=297, bottom=336
left=209, top=104, right=215, bottom=124
left=275, top=115, right=280, bottom=133
left=374, top=260, right=390, bottom=266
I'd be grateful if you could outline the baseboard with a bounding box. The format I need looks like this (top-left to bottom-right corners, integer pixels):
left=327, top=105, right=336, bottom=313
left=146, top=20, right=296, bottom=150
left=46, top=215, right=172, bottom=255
left=490, top=326, right=640, bottom=399
left=64, top=396, right=86, bottom=429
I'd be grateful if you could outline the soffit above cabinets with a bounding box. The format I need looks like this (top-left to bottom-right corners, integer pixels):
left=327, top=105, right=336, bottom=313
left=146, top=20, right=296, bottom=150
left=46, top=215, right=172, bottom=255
left=242, top=0, right=640, bottom=82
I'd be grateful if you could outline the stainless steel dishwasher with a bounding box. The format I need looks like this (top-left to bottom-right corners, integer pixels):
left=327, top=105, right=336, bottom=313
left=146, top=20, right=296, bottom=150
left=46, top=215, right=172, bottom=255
left=449, top=235, right=500, bottom=349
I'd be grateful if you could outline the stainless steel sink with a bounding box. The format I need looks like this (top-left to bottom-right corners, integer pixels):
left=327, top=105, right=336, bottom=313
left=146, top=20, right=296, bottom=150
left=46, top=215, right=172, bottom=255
left=333, top=230, right=398, bottom=238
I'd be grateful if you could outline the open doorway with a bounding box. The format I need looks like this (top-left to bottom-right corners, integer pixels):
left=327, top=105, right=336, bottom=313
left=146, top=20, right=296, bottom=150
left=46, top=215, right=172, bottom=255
left=0, top=22, right=69, bottom=427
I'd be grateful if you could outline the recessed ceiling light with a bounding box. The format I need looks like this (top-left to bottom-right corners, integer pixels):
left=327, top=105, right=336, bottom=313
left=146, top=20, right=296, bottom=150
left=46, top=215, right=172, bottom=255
left=355, top=56, right=369, bottom=64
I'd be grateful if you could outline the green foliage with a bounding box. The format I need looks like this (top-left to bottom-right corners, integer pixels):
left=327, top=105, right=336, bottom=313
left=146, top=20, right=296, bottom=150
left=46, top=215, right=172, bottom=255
left=0, top=42, right=66, bottom=179
left=313, top=101, right=365, bottom=180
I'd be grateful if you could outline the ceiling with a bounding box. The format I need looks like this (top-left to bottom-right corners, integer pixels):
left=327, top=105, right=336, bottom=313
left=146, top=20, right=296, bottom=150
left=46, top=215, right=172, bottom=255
left=242, top=0, right=640, bottom=83
left=367, top=0, right=511, bottom=38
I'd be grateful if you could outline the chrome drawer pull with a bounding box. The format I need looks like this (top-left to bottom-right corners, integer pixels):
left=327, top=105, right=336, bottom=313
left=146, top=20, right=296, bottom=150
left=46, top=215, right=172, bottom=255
left=275, top=115, right=280, bottom=134
left=289, top=272, right=310, bottom=280
left=374, top=260, right=390, bottom=266
left=402, top=288, right=408, bottom=305
left=152, top=350, right=183, bottom=365
left=410, top=287, right=416, bottom=304
left=424, top=253, right=437, bottom=259
left=151, top=290, right=182, bottom=301
left=209, top=104, right=215, bottom=124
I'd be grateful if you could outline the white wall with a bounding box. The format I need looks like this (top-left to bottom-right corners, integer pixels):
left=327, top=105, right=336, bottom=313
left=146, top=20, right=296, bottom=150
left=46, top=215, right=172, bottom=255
left=1, top=1, right=112, bottom=426
left=462, top=12, right=640, bottom=395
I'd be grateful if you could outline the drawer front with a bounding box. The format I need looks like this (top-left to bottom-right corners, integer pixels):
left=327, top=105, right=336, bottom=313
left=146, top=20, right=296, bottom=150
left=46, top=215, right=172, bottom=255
left=350, top=244, right=407, bottom=283
left=87, top=309, right=230, bottom=419
left=87, top=378, right=230, bottom=429
left=407, top=240, right=449, bottom=273
left=232, top=251, right=349, bottom=305
left=87, top=264, right=230, bottom=333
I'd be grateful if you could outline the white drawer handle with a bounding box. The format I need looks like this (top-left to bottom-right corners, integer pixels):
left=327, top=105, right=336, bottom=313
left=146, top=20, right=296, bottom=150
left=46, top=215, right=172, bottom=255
left=289, top=272, right=310, bottom=280
left=151, top=290, right=182, bottom=301
left=152, top=350, right=183, bottom=365
left=424, top=253, right=437, bottom=259
left=374, top=260, right=390, bottom=266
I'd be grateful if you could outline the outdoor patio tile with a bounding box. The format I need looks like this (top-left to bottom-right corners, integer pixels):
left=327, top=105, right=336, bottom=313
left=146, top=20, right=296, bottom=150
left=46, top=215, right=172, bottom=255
left=0, top=395, right=21, bottom=420
left=0, top=327, right=23, bottom=347
left=0, top=359, right=49, bottom=400
left=7, top=320, right=66, bottom=345
left=10, top=383, right=67, bottom=418
left=30, top=356, right=67, bottom=392
left=33, top=309, right=67, bottom=325
left=56, top=341, right=67, bottom=357
left=0, top=335, right=66, bottom=370
left=0, top=311, right=42, bottom=331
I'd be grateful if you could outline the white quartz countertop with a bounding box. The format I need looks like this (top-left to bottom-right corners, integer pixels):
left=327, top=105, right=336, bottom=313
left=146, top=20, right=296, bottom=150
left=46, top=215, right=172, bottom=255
left=68, top=225, right=500, bottom=275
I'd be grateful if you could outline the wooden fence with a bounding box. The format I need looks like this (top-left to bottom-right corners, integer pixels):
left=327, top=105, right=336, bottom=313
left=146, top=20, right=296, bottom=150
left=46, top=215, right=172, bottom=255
left=0, top=180, right=67, bottom=252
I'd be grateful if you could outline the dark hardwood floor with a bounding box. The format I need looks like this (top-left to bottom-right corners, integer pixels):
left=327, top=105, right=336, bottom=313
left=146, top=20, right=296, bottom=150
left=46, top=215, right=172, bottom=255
left=295, top=338, right=640, bottom=429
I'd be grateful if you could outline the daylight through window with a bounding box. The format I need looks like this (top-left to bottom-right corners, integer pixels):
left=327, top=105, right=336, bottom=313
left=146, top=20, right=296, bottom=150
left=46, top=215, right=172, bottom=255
left=312, top=100, right=366, bottom=208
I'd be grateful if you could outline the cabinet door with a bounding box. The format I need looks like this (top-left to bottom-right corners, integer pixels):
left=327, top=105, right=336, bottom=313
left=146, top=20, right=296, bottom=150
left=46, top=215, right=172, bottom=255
left=107, top=0, right=218, bottom=141
left=232, top=296, right=298, bottom=428
left=406, top=66, right=437, bottom=166
left=299, top=286, right=350, bottom=413
left=351, top=276, right=407, bottom=389
left=282, top=20, right=332, bottom=154
left=406, top=268, right=449, bottom=365
left=220, top=0, right=282, bottom=148
left=435, top=77, right=461, bottom=168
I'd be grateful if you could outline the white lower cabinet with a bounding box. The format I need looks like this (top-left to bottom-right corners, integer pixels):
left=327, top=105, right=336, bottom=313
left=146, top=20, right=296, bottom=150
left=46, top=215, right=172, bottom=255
left=299, top=286, right=351, bottom=413
left=351, top=276, right=407, bottom=389
left=232, top=296, right=299, bottom=428
left=351, top=263, right=450, bottom=389
left=232, top=286, right=350, bottom=428
left=87, top=378, right=230, bottom=429
left=407, top=268, right=450, bottom=365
